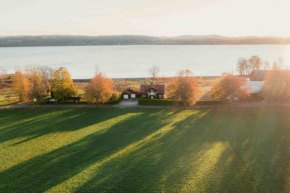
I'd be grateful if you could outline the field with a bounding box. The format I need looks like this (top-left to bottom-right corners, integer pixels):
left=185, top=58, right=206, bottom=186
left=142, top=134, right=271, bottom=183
left=1, top=108, right=290, bottom=192
left=0, top=85, right=19, bottom=106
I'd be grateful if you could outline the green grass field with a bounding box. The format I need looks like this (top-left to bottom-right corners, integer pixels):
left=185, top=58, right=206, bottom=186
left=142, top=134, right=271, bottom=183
left=1, top=108, right=290, bottom=192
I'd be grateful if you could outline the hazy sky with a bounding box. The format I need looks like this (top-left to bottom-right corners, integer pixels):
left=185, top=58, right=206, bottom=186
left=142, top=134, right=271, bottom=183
left=0, top=0, right=289, bottom=37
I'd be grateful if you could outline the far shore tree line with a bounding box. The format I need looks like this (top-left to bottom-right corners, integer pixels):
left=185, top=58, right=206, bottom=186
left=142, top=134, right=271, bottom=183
left=1, top=63, right=290, bottom=106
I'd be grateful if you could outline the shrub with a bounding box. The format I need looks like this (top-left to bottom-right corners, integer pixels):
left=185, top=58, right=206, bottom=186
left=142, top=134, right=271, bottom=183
left=58, top=100, right=87, bottom=104
left=105, top=97, right=122, bottom=104
left=138, top=99, right=173, bottom=106
left=195, top=100, right=226, bottom=105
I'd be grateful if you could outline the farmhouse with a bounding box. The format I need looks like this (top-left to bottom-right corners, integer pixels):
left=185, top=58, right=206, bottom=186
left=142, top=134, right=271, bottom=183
left=122, top=86, right=140, bottom=99
left=249, top=70, right=269, bottom=81
left=140, top=84, right=165, bottom=99
left=244, top=70, right=270, bottom=100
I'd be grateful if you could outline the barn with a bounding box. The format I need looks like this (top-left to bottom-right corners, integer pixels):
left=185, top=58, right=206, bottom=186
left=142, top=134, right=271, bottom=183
left=249, top=70, right=269, bottom=81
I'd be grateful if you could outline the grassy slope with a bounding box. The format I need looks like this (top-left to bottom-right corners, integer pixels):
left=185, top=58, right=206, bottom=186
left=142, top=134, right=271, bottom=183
left=1, top=108, right=289, bottom=192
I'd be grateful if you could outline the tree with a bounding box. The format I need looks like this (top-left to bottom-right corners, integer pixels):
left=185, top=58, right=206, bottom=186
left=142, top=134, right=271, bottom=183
left=236, top=57, right=250, bottom=75
left=26, top=66, right=47, bottom=104
left=148, top=65, right=160, bottom=84
left=85, top=72, right=114, bottom=105
left=39, top=66, right=54, bottom=95
left=0, top=67, right=7, bottom=86
left=167, top=69, right=199, bottom=106
left=210, top=74, right=249, bottom=103
left=52, top=67, right=77, bottom=100
left=249, top=55, right=262, bottom=71
left=272, top=57, right=284, bottom=70
left=12, top=70, right=29, bottom=101
left=264, top=61, right=271, bottom=70
left=113, top=79, right=126, bottom=98
left=262, top=70, right=290, bottom=102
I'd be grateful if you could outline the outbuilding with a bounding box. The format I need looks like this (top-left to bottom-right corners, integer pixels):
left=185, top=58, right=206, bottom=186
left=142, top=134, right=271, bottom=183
left=249, top=70, right=269, bottom=81
left=121, top=86, right=140, bottom=99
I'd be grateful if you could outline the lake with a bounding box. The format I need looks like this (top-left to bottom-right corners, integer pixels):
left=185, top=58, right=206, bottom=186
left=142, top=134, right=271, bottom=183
left=0, top=45, right=289, bottom=79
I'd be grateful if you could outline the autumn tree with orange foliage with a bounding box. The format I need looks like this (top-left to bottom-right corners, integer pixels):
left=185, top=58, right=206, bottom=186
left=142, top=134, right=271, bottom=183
left=263, top=70, right=290, bottom=102
left=85, top=72, right=114, bottom=105
left=210, top=74, right=248, bottom=102
left=167, top=69, right=199, bottom=106
left=12, top=70, right=29, bottom=101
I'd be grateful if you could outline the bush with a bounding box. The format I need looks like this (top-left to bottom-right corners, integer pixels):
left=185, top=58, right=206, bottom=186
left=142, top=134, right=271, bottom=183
left=138, top=99, right=227, bottom=106
left=105, top=97, right=122, bottom=105
left=195, top=100, right=225, bottom=105
left=138, top=99, right=173, bottom=106
left=58, top=100, right=87, bottom=104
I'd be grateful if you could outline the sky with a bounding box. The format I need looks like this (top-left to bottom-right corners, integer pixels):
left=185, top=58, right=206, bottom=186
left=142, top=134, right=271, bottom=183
left=0, top=0, right=290, bottom=37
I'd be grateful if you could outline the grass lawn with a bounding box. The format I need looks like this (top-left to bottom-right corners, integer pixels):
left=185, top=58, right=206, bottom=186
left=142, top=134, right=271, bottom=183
left=1, top=108, right=290, bottom=192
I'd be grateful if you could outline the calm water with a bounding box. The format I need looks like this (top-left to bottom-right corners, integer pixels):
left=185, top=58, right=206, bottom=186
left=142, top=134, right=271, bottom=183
left=0, top=45, right=289, bottom=79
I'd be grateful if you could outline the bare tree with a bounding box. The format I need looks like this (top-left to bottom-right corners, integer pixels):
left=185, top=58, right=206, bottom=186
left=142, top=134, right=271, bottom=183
left=249, top=55, right=262, bottom=71
left=236, top=57, right=249, bottom=75
left=114, top=79, right=126, bottom=93
left=148, top=65, right=160, bottom=84
left=39, top=66, right=54, bottom=95
left=0, top=67, right=7, bottom=85
left=264, top=61, right=271, bottom=70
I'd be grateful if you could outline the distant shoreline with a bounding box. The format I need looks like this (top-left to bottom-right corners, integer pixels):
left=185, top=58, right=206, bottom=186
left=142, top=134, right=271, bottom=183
left=1, top=35, right=290, bottom=47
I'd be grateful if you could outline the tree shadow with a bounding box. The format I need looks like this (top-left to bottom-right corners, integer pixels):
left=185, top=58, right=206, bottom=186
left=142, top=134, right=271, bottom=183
left=1, top=108, right=290, bottom=192
left=74, top=108, right=290, bottom=192
left=0, top=109, right=141, bottom=145
left=0, top=109, right=182, bottom=192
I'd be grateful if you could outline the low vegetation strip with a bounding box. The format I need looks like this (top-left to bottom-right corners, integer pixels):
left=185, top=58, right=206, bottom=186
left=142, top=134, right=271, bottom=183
left=138, top=99, right=174, bottom=106
left=138, top=99, right=225, bottom=106
left=0, top=108, right=290, bottom=192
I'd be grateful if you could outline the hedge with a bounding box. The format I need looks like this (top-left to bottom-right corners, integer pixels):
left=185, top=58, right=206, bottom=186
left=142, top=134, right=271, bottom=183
left=195, top=100, right=225, bottom=105
left=105, top=97, right=122, bottom=104
left=58, top=100, right=88, bottom=104
left=138, top=99, right=226, bottom=106
left=138, top=99, right=173, bottom=106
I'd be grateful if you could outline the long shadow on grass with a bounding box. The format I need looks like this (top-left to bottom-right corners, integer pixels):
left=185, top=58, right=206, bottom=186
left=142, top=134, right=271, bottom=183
left=74, top=108, right=290, bottom=192
left=0, top=109, right=138, bottom=144
left=0, top=109, right=182, bottom=193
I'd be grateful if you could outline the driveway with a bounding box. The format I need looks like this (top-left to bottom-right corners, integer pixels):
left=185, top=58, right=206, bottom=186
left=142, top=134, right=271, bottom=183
left=118, top=99, right=139, bottom=107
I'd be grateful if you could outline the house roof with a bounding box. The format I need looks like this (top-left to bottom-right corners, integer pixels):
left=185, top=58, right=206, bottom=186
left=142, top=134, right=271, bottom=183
left=122, top=86, right=140, bottom=94
left=140, top=84, right=165, bottom=93
left=250, top=70, right=269, bottom=80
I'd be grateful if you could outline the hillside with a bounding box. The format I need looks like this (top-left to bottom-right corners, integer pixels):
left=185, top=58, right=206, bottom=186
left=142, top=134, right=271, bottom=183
left=1, top=35, right=290, bottom=47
